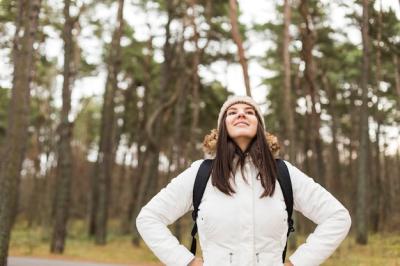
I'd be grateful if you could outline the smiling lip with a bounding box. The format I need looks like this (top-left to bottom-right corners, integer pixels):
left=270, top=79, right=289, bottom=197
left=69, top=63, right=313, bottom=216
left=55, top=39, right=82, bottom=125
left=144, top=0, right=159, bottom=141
left=234, top=121, right=249, bottom=126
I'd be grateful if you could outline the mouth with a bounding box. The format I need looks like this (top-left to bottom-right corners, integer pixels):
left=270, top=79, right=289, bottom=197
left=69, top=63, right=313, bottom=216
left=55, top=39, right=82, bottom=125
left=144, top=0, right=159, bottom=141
left=234, top=121, right=249, bottom=126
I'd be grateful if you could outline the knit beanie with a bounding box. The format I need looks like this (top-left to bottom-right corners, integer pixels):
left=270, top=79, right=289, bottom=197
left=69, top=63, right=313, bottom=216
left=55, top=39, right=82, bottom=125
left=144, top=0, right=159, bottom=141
left=217, top=95, right=265, bottom=129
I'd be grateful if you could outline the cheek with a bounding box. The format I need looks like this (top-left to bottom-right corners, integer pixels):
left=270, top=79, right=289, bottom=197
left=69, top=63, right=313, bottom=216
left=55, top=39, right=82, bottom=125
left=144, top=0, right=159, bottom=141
left=250, top=120, right=258, bottom=135
left=224, top=120, right=232, bottom=134
left=251, top=126, right=257, bottom=136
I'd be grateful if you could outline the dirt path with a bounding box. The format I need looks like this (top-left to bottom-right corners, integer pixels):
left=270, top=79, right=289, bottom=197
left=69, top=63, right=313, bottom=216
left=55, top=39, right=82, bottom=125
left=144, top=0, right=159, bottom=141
left=8, top=257, right=162, bottom=266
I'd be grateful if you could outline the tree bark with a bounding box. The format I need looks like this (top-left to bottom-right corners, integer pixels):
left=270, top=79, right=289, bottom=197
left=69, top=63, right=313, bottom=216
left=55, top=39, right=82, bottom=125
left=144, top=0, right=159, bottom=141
left=394, top=55, right=400, bottom=108
left=50, top=0, right=74, bottom=253
left=282, top=0, right=296, bottom=163
left=171, top=38, right=188, bottom=241
left=371, top=120, right=382, bottom=232
left=91, top=0, right=125, bottom=245
left=379, top=139, right=389, bottom=229
left=370, top=1, right=383, bottom=233
left=229, top=0, right=251, bottom=96
left=172, top=86, right=186, bottom=242
left=0, top=0, right=41, bottom=264
left=26, top=129, right=43, bottom=228
left=188, top=0, right=201, bottom=159
left=298, top=0, right=325, bottom=186
left=321, top=74, right=341, bottom=194
left=356, top=0, right=370, bottom=245
left=120, top=37, right=153, bottom=234
left=131, top=1, right=175, bottom=245
left=282, top=0, right=297, bottom=250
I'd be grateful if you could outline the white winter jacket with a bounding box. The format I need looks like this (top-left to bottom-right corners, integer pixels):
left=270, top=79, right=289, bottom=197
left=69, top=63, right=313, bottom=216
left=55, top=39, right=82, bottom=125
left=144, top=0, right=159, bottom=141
left=136, top=158, right=351, bottom=266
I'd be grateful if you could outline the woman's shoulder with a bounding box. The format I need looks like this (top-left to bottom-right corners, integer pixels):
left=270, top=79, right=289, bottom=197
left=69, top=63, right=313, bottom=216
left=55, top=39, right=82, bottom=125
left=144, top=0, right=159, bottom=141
left=275, top=158, right=295, bottom=173
left=155, top=159, right=206, bottom=198
left=189, top=159, right=206, bottom=169
left=278, top=159, right=314, bottom=185
left=174, top=159, right=205, bottom=183
left=278, top=159, right=301, bottom=172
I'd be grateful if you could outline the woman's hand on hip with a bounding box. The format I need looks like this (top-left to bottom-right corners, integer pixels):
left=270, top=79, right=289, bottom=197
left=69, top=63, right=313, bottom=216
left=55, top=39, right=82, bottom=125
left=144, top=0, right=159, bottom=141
left=188, top=257, right=203, bottom=266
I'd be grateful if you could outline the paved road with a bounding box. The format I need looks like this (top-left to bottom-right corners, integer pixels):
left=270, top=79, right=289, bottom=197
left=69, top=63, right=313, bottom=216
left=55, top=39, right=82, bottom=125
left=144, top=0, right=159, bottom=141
left=8, top=257, right=161, bottom=266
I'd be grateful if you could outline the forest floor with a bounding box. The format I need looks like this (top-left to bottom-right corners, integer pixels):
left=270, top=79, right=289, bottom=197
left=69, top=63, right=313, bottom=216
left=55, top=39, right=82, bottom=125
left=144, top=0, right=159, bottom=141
left=8, top=221, right=400, bottom=266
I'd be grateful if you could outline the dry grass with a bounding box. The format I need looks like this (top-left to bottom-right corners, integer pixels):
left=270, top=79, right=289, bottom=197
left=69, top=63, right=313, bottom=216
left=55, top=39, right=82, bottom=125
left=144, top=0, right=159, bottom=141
left=323, top=233, right=400, bottom=266
left=8, top=221, right=400, bottom=265
left=9, top=220, right=161, bottom=265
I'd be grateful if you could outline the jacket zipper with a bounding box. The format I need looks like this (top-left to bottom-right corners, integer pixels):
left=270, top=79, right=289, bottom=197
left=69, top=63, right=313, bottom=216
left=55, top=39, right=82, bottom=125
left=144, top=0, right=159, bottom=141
left=256, top=252, right=260, bottom=263
left=251, top=164, right=256, bottom=265
left=229, top=252, right=233, bottom=263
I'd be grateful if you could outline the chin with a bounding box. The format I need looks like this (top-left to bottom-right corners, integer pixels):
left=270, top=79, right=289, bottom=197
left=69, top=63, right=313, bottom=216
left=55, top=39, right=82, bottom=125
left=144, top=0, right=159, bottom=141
left=232, top=130, right=255, bottom=137
left=231, top=133, right=256, bottom=139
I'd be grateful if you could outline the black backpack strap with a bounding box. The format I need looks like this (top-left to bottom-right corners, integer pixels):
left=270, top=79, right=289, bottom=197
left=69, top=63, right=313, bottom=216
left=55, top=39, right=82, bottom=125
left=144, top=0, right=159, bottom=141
left=275, top=158, right=295, bottom=262
left=190, top=159, right=213, bottom=255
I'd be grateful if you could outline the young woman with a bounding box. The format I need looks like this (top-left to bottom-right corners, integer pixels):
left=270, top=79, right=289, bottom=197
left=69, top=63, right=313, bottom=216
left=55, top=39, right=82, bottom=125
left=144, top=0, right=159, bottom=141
left=136, top=96, right=351, bottom=266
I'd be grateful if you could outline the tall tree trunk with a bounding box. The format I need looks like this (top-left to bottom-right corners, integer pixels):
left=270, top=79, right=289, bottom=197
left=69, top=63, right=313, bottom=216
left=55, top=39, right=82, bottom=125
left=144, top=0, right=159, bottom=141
left=370, top=0, right=383, bottom=233
left=282, top=0, right=296, bottom=163
left=347, top=88, right=359, bottom=212
left=303, top=109, right=312, bottom=176
left=50, top=0, right=74, bottom=253
left=131, top=69, right=181, bottom=245
left=113, top=77, right=137, bottom=220
left=171, top=39, right=188, bottom=241
left=0, top=0, right=41, bottom=265
left=26, top=130, right=43, bottom=227
left=356, top=0, right=370, bottom=245
left=371, top=120, right=382, bottom=232
left=188, top=0, right=201, bottom=159
left=321, top=74, right=341, bottom=194
left=229, top=0, right=251, bottom=96
left=172, top=94, right=185, bottom=242
left=394, top=55, right=400, bottom=108
left=119, top=145, right=136, bottom=234
left=92, top=0, right=125, bottom=245
left=131, top=1, right=175, bottom=245
left=282, top=0, right=297, bottom=250
left=298, top=0, right=325, bottom=186
left=378, top=139, right=388, bottom=229
left=282, top=0, right=296, bottom=164
left=120, top=37, right=152, bottom=234
left=395, top=150, right=400, bottom=229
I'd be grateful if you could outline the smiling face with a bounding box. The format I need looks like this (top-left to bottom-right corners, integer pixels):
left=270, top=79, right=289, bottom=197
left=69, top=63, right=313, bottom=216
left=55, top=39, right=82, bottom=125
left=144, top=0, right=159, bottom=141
left=225, top=103, right=258, bottom=151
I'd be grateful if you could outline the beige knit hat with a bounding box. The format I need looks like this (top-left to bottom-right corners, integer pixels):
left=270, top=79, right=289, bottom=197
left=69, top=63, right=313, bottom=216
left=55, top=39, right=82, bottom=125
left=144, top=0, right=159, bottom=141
left=217, top=95, right=265, bottom=129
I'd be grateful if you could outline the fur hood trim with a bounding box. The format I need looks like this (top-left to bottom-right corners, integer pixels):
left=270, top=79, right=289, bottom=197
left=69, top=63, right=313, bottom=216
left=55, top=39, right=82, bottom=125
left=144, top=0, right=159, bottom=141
left=202, top=129, right=281, bottom=158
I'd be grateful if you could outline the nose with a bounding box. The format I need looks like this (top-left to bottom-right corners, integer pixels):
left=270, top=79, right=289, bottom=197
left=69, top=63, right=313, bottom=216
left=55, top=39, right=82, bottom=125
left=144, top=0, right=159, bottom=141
left=237, top=110, right=246, bottom=118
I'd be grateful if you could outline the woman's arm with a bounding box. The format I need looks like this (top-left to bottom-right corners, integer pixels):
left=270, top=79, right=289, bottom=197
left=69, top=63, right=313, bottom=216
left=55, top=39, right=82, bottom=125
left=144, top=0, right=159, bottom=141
left=284, top=160, right=352, bottom=266
left=136, top=160, right=204, bottom=266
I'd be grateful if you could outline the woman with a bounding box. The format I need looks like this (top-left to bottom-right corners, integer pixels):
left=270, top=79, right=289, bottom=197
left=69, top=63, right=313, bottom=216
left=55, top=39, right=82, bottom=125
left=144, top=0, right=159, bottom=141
left=136, top=96, right=351, bottom=266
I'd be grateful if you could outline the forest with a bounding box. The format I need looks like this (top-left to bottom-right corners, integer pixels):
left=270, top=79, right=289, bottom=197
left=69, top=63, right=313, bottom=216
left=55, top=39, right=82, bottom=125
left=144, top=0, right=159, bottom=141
left=0, top=0, right=399, bottom=265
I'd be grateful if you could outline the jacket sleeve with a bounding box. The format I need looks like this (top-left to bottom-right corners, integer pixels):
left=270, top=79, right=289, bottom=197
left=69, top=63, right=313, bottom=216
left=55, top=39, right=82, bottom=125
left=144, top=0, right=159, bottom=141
left=284, top=160, right=352, bottom=266
left=135, top=159, right=204, bottom=266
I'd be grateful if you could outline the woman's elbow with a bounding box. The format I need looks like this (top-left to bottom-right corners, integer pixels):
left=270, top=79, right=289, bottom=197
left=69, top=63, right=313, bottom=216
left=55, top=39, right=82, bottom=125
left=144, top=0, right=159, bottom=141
left=135, top=208, right=146, bottom=235
left=342, top=208, right=352, bottom=234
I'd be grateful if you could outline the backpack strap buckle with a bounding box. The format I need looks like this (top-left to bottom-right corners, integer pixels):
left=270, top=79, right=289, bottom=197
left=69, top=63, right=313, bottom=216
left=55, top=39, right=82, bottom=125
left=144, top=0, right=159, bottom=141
left=288, top=218, right=295, bottom=233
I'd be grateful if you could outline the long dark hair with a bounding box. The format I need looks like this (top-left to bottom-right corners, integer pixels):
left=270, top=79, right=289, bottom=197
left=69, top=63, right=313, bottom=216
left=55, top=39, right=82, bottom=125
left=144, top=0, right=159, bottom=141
left=211, top=111, right=278, bottom=198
